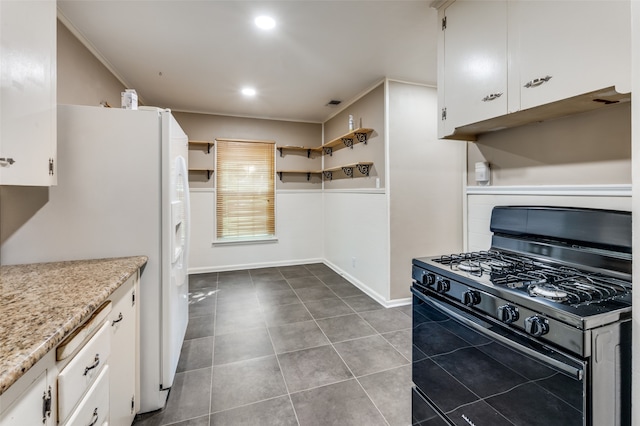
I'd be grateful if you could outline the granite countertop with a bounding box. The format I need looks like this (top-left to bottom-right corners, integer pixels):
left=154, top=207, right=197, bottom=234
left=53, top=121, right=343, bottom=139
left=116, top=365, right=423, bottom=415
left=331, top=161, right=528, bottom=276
left=0, top=256, right=148, bottom=396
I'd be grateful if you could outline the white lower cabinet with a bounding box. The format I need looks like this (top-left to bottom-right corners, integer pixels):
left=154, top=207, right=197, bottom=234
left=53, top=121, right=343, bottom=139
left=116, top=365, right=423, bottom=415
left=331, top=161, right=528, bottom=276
left=57, top=321, right=111, bottom=424
left=108, top=274, right=139, bottom=426
left=0, top=272, right=140, bottom=426
left=63, top=366, right=110, bottom=426
left=0, top=356, right=56, bottom=426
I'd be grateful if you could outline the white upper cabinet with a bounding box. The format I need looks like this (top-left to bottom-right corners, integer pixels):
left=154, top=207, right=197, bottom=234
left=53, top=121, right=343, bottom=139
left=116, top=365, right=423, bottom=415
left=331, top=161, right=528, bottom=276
left=0, top=0, right=57, bottom=186
left=437, top=0, right=631, bottom=140
left=511, top=0, right=631, bottom=112
left=439, top=0, right=508, bottom=138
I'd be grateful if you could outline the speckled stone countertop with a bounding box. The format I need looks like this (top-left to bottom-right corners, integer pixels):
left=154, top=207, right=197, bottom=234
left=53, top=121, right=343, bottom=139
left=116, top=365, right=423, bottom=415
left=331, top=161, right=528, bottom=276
left=0, top=256, right=148, bottom=396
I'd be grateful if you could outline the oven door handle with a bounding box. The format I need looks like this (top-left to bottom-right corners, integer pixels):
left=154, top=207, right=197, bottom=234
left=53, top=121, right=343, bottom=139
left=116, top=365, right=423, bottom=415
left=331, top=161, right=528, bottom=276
left=413, top=288, right=585, bottom=381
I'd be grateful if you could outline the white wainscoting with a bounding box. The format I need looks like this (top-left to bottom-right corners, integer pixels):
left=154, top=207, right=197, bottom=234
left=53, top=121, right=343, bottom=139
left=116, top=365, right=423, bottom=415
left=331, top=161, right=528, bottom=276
left=188, top=189, right=324, bottom=272
left=323, top=190, right=390, bottom=302
left=466, top=185, right=632, bottom=252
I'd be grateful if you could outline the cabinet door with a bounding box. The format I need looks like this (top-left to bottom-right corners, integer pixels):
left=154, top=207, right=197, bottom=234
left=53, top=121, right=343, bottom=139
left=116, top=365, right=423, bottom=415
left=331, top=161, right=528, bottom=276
left=439, top=0, right=508, bottom=138
left=514, top=0, right=631, bottom=111
left=0, top=370, right=54, bottom=426
left=0, top=0, right=56, bottom=186
left=109, top=275, right=139, bottom=425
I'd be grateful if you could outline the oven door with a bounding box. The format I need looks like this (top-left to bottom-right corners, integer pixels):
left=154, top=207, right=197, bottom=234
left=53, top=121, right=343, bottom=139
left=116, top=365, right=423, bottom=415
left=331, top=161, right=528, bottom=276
left=411, top=285, right=586, bottom=426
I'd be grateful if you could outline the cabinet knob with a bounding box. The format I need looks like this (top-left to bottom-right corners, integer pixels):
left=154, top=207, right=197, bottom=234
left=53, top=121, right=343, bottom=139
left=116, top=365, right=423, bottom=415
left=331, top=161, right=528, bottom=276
left=524, top=75, right=552, bottom=88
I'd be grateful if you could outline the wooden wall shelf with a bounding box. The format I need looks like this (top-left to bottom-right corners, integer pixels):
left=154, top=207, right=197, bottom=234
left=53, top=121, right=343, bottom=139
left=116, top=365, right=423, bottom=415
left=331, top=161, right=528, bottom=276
left=188, top=140, right=214, bottom=153
left=189, top=168, right=214, bottom=179
left=277, top=146, right=321, bottom=158
left=321, top=128, right=373, bottom=156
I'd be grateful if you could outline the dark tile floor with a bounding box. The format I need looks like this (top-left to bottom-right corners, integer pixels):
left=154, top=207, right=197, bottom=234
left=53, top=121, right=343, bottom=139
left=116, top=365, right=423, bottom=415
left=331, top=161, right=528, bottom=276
left=133, top=263, right=413, bottom=426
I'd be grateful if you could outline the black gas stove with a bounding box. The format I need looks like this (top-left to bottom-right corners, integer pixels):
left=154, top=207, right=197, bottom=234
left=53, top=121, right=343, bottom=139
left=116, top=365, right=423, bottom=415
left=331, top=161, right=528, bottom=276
left=411, top=206, right=632, bottom=426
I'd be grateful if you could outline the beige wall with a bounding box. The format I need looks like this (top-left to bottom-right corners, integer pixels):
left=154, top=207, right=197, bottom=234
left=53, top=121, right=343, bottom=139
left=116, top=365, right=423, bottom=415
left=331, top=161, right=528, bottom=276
left=57, top=20, right=126, bottom=107
left=388, top=81, right=466, bottom=300
left=467, top=102, right=631, bottom=186
left=323, top=83, right=385, bottom=189
left=173, top=112, right=322, bottom=190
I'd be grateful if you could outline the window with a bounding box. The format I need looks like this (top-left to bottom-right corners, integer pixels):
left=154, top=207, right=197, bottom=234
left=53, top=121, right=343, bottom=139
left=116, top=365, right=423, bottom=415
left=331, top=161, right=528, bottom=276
left=215, top=138, right=276, bottom=241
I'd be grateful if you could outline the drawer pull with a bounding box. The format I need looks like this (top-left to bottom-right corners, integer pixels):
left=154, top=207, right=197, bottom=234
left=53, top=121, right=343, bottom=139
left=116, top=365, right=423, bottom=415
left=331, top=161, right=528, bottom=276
left=111, top=312, right=124, bottom=326
left=524, top=75, right=552, bottom=88
left=87, top=408, right=99, bottom=426
left=481, top=92, right=503, bottom=102
left=83, top=354, right=100, bottom=376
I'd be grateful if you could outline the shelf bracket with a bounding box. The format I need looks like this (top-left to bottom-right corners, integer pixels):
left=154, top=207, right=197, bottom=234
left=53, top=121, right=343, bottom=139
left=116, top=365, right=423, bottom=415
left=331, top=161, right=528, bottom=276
left=354, top=132, right=369, bottom=145
left=341, top=137, right=354, bottom=149
left=342, top=166, right=354, bottom=178
left=323, top=171, right=333, bottom=181
left=306, top=172, right=311, bottom=181
left=278, top=172, right=283, bottom=181
left=356, top=164, right=371, bottom=176
left=307, top=149, right=312, bottom=158
left=323, top=147, right=333, bottom=156
left=207, top=170, right=212, bottom=179
left=278, top=147, right=283, bottom=157
left=206, top=143, right=213, bottom=154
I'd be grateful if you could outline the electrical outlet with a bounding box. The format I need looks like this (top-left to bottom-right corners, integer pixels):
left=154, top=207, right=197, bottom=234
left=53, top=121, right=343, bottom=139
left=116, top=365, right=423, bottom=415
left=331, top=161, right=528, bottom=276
left=352, top=257, right=356, bottom=268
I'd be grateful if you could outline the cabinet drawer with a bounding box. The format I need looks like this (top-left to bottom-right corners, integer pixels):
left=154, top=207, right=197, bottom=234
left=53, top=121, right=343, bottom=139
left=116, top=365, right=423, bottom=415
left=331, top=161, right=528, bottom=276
left=58, top=322, right=110, bottom=423
left=62, top=365, right=109, bottom=426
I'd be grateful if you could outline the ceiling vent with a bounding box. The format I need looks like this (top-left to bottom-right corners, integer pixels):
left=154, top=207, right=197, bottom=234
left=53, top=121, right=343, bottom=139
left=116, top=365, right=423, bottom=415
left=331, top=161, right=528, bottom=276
left=325, top=100, right=342, bottom=107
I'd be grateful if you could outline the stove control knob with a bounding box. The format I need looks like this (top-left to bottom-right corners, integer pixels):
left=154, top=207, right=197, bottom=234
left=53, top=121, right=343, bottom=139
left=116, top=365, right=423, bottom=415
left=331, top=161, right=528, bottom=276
left=462, top=290, right=480, bottom=307
left=422, top=273, right=436, bottom=286
left=435, top=279, right=450, bottom=294
left=524, top=316, right=549, bottom=337
left=497, top=305, right=519, bottom=324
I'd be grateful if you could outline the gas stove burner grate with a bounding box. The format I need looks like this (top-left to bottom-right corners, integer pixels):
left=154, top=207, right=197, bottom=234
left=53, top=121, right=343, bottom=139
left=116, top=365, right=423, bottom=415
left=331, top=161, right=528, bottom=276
left=528, top=284, right=568, bottom=301
left=432, top=249, right=631, bottom=307
left=437, top=251, right=532, bottom=277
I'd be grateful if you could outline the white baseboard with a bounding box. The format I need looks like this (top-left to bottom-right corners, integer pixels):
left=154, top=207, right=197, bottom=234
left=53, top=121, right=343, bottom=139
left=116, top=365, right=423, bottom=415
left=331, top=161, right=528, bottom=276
left=189, top=259, right=411, bottom=308
left=323, top=260, right=411, bottom=308
left=188, top=257, right=324, bottom=274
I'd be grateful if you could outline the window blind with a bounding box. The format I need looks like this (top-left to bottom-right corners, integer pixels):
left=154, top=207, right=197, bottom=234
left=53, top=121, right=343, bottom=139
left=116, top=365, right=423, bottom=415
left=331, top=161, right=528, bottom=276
left=215, top=138, right=276, bottom=240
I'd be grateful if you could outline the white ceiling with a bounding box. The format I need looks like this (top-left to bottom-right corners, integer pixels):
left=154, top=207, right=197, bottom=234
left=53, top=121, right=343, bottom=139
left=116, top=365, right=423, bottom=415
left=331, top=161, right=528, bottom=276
left=58, top=1, right=439, bottom=123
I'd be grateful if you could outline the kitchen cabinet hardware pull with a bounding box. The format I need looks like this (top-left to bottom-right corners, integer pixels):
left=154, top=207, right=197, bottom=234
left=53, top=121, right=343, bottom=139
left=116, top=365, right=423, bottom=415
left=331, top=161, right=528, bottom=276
left=83, top=354, right=100, bottom=375
left=87, top=408, right=99, bottom=426
left=0, top=157, right=15, bottom=165
left=524, top=75, right=552, bottom=88
left=42, top=386, right=52, bottom=423
left=112, top=312, right=124, bottom=325
left=482, top=92, right=503, bottom=102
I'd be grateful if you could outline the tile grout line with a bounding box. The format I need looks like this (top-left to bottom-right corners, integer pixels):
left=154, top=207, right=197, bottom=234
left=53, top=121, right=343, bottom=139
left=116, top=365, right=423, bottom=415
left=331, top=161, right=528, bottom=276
left=290, top=270, right=392, bottom=426
left=253, top=270, right=303, bottom=426
left=207, top=273, right=219, bottom=426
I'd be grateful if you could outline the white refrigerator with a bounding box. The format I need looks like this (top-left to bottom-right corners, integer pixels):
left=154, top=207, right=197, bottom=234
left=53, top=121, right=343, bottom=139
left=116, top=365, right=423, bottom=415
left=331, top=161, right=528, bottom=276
left=1, top=104, right=191, bottom=413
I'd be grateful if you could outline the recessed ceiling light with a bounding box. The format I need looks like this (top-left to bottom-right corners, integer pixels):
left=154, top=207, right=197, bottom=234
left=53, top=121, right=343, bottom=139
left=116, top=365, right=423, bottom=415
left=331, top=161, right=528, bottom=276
left=254, top=15, right=276, bottom=30
left=241, top=87, right=256, bottom=97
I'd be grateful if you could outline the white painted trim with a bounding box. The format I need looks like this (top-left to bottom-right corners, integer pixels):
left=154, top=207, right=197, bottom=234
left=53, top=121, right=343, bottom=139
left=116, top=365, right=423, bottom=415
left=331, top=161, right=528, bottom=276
left=189, top=257, right=411, bottom=307
left=384, top=78, right=392, bottom=302
left=466, top=184, right=632, bottom=197
left=323, top=259, right=386, bottom=305
left=323, top=188, right=386, bottom=194
left=212, top=237, right=279, bottom=246
left=189, top=258, right=324, bottom=274
left=57, top=11, right=141, bottom=103
left=386, top=78, right=437, bottom=90
left=189, top=188, right=215, bottom=193
left=276, top=189, right=323, bottom=194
